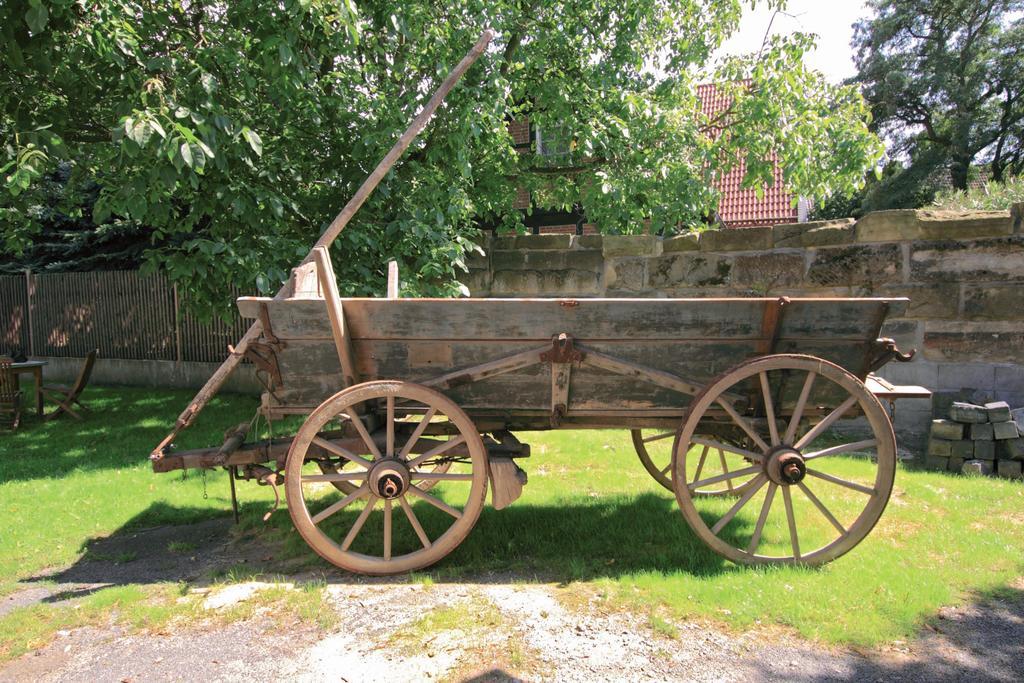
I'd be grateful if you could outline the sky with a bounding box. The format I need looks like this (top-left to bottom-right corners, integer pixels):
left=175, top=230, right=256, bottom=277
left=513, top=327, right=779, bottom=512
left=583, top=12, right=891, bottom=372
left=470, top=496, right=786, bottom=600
left=715, top=0, right=871, bottom=83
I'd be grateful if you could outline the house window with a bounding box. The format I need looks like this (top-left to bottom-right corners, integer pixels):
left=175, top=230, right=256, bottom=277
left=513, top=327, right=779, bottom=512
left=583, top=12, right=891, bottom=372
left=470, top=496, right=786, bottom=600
left=535, top=123, right=573, bottom=166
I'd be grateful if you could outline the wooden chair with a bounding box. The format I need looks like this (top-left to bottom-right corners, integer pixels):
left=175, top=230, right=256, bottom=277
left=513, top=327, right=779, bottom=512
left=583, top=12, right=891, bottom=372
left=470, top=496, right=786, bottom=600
left=43, top=349, right=98, bottom=420
left=0, top=357, right=22, bottom=431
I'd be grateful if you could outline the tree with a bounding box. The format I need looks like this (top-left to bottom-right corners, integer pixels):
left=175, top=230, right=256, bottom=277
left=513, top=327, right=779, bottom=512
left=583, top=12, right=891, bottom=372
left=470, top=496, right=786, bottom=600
left=2, top=0, right=882, bottom=317
left=851, top=0, right=1024, bottom=199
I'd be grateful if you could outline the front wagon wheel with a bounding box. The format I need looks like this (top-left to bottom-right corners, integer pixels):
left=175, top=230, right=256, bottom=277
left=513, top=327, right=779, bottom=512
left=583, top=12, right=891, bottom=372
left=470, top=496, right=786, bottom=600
left=285, top=381, right=488, bottom=575
left=673, top=355, right=896, bottom=566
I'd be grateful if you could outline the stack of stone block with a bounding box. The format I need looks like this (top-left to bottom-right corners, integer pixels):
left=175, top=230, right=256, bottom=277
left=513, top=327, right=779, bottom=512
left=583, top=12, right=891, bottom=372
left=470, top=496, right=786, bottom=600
left=926, top=401, right=1024, bottom=478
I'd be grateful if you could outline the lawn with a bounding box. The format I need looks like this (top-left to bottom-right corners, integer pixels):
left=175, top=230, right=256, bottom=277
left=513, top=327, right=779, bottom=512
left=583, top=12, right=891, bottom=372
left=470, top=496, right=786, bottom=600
left=0, top=386, right=1022, bottom=656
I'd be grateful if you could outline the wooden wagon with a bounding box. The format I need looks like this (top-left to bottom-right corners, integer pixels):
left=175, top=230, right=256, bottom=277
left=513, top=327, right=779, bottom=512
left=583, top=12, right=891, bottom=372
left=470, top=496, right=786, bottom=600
left=150, top=30, right=930, bottom=575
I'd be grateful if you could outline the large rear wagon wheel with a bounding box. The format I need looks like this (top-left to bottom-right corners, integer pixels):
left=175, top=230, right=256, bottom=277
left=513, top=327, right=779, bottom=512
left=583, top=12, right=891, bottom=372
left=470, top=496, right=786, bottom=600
left=285, top=381, right=488, bottom=575
left=673, top=355, right=896, bottom=566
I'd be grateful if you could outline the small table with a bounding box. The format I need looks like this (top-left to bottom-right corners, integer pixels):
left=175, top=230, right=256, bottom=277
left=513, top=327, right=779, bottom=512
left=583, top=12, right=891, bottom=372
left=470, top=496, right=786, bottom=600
left=11, top=360, right=47, bottom=417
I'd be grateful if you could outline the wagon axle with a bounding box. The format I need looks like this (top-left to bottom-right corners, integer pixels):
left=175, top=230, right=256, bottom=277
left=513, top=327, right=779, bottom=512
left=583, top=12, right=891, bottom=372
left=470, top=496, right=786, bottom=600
left=369, top=460, right=411, bottom=500
left=765, top=448, right=807, bottom=486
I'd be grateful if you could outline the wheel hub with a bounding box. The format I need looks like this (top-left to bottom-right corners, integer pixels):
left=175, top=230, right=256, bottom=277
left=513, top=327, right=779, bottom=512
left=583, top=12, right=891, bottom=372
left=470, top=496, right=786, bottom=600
left=368, top=459, right=410, bottom=499
left=764, top=447, right=807, bottom=485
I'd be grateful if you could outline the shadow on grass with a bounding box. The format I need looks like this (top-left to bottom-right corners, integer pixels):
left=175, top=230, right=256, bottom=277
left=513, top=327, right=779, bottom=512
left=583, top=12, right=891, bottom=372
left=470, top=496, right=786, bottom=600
left=744, top=583, right=1024, bottom=682
left=0, top=386, right=259, bottom=484
left=27, top=494, right=759, bottom=589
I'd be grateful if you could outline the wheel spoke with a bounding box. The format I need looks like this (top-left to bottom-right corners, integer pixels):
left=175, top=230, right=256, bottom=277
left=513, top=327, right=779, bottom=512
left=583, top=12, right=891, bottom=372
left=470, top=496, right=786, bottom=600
left=718, top=449, right=734, bottom=492
left=796, top=481, right=847, bottom=535
left=716, top=398, right=769, bottom=452
left=805, top=468, right=875, bottom=495
left=302, top=472, right=367, bottom=483
left=340, top=495, right=378, bottom=551
left=643, top=431, right=675, bottom=444
left=312, top=437, right=373, bottom=470
left=347, top=412, right=382, bottom=460
left=406, top=485, right=463, bottom=519
left=803, top=439, right=877, bottom=462
left=386, top=396, right=395, bottom=457
left=693, top=444, right=710, bottom=482
left=383, top=498, right=392, bottom=561
left=785, top=371, right=816, bottom=445
left=760, top=371, right=779, bottom=447
left=399, top=495, right=432, bottom=549
left=689, top=464, right=762, bottom=492
left=659, top=462, right=672, bottom=476
left=710, top=475, right=767, bottom=536
left=794, top=396, right=859, bottom=450
left=398, top=407, right=438, bottom=459
left=311, top=484, right=369, bottom=525
left=781, top=485, right=800, bottom=559
left=746, top=483, right=777, bottom=555
left=406, top=434, right=466, bottom=470
left=690, top=437, right=763, bottom=463
left=411, top=472, right=475, bottom=481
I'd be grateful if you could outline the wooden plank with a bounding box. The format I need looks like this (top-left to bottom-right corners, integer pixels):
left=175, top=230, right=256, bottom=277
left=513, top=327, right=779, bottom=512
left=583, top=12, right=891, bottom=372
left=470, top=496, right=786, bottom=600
left=312, top=247, right=359, bottom=387
left=580, top=345, right=704, bottom=397
left=419, top=344, right=548, bottom=391
left=551, top=361, right=572, bottom=424
left=387, top=261, right=399, bottom=299
left=237, top=297, right=909, bottom=343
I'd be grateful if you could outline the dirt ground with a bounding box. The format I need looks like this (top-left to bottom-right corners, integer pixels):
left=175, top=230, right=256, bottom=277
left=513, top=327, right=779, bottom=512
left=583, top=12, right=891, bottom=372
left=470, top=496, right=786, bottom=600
left=2, top=520, right=1022, bottom=683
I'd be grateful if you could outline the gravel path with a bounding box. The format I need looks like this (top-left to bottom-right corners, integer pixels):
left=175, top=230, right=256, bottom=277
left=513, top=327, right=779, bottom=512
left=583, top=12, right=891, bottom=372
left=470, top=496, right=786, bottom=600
left=1, top=522, right=1021, bottom=683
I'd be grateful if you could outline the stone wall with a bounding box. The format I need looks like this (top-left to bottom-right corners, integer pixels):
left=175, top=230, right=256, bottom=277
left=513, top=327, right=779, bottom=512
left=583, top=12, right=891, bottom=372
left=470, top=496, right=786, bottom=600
left=462, top=205, right=1024, bottom=451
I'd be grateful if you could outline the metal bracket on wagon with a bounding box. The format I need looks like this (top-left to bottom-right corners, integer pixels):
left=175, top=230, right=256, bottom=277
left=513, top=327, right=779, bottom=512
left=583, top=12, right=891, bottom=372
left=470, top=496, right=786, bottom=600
left=540, top=333, right=585, bottom=364
left=864, top=337, right=916, bottom=374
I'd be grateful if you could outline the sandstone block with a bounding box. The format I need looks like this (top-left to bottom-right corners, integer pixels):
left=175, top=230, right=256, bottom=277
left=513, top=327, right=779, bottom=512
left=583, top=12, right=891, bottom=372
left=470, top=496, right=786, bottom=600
left=605, top=258, right=646, bottom=292
left=914, top=210, right=1013, bottom=240
left=910, top=235, right=1024, bottom=283
left=924, top=454, right=949, bottom=471
left=1012, top=407, right=1024, bottom=424
left=928, top=438, right=954, bottom=456
left=931, top=419, right=964, bottom=440
left=992, top=421, right=1020, bottom=440
left=983, top=401, right=1012, bottom=422
left=968, top=423, right=994, bottom=440
left=997, top=437, right=1024, bottom=460
left=973, top=440, right=995, bottom=460
left=576, top=234, right=603, bottom=250
left=950, top=439, right=975, bottom=458
left=949, top=402, right=988, bottom=423
left=647, top=253, right=732, bottom=289
left=947, top=457, right=965, bottom=473
left=855, top=210, right=920, bottom=242
left=963, top=285, right=1024, bottom=321
left=732, top=252, right=804, bottom=289
left=802, top=222, right=856, bottom=247
left=961, top=459, right=993, bottom=476
left=663, top=231, right=700, bottom=252
left=806, top=244, right=902, bottom=287
left=880, top=283, right=959, bottom=320
left=602, top=235, right=661, bottom=257
left=1013, top=202, right=1023, bottom=233
left=923, top=327, right=1024, bottom=364
left=996, top=459, right=1023, bottom=479
left=700, top=226, right=772, bottom=252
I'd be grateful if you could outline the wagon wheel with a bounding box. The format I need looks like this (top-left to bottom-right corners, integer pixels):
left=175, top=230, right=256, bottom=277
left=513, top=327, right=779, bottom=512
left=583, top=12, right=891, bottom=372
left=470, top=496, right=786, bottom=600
left=673, top=354, right=896, bottom=566
left=631, top=429, right=759, bottom=497
left=285, top=381, right=488, bottom=575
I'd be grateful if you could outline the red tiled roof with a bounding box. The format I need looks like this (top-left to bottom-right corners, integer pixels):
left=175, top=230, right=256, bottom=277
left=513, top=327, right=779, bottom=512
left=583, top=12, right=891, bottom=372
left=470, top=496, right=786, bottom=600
left=696, top=83, right=798, bottom=228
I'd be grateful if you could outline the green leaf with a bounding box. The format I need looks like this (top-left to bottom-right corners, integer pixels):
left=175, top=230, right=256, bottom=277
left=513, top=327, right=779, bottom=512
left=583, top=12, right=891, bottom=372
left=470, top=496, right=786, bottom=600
left=25, top=1, right=49, bottom=34
left=179, top=142, right=193, bottom=169
left=241, top=127, right=263, bottom=157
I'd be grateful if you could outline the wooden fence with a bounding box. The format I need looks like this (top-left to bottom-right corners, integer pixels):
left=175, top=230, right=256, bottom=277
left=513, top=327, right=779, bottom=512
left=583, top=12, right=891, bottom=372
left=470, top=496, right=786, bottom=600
left=0, top=270, right=249, bottom=364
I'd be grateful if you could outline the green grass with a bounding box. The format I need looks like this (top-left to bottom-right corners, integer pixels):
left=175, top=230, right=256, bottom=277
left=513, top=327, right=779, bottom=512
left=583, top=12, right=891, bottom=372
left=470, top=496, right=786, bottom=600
left=0, top=386, right=1022, bottom=654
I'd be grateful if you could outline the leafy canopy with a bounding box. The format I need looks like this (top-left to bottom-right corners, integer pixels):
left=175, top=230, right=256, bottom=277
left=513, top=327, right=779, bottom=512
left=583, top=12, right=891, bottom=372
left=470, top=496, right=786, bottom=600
left=2, top=0, right=882, bottom=316
left=851, top=0, right=1024, bottom=202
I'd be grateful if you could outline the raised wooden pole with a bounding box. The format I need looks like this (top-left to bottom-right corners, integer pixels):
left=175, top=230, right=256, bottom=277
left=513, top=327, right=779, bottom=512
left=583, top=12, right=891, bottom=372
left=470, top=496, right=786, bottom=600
left=151, top=28, right=495, bottom=459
